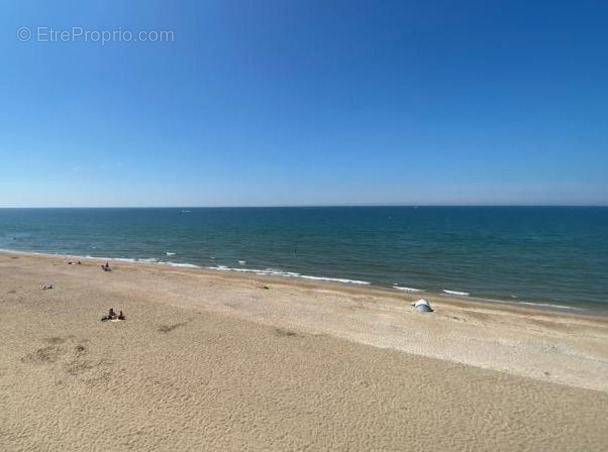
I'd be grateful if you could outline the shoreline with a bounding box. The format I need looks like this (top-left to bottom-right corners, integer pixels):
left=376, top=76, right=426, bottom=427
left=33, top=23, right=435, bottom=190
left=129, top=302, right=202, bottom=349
left=2, top=249, right=607, bottom=392
left=1, top=248, right=601, bottom=317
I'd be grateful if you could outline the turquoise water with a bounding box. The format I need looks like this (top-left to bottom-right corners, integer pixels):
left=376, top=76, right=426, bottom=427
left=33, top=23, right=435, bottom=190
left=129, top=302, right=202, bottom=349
left=1, top=207, right=606, bottom=312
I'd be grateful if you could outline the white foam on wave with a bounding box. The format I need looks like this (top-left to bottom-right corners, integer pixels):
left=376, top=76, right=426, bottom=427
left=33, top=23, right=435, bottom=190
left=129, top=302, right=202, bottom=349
left=112, top=257, right=159, bottom=264
left=166, top=252, right=176, bottom=256
left=298, top=275, right=370, bottom=285
left=393, top=285, right=423, bottom=293
left=79, top=255, right=201, bottom=269
left=238, top=260, right=246, bottom=265
left=217, top=266, right=306, bottom=280
left=162, top=262, right=200, bottom=268
left=519, top=302, right=580, bottom=311
left=207, top=266, right=369, bottom=285
left=443, top=289, right=470, bottom=297
left=210, top=266, right=299, bottom=277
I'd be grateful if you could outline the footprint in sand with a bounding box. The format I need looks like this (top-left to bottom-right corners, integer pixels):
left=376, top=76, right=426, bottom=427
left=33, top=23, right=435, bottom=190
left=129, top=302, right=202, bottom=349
left=43, top=337, right=66, bottom=344
left=274, top=327, right=298, bottom=338
left=22, top=345, right=65, bottom=364
left=158, top=322, right=189, bottom=333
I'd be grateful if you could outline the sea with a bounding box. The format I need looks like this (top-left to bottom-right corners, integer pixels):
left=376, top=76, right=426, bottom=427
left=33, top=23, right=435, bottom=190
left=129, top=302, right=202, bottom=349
left=1, top=207, right=606, bottom=313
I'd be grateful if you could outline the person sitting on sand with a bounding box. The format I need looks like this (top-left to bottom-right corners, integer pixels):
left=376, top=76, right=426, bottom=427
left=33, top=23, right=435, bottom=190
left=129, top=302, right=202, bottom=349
left=101, top=308, right=126, bottom=322
left=101, top=308, right=117, bottom=321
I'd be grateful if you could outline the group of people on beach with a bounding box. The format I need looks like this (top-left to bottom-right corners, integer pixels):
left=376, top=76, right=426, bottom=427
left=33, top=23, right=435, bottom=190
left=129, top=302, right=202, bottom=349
left=101, top=308, right=125, bottom=322
left=101, top=262, right=111, bottom=272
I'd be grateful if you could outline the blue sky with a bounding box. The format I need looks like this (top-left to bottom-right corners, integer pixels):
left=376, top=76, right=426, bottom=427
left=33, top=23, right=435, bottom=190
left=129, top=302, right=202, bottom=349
left=1, top=0, right=607, bottom=206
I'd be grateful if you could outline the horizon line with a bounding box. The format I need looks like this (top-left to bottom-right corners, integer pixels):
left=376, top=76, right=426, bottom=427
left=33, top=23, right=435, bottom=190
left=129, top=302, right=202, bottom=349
left=1, top=205, right=607, bottom=209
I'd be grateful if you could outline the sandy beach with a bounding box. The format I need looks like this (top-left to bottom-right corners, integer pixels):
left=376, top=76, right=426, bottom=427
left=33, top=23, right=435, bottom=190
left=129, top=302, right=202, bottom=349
left=1, top=251, right=607, bottom=451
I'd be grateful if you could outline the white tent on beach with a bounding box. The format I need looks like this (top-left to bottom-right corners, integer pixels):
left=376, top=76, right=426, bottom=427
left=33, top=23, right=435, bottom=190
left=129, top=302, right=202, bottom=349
left=412, top=299, right=433, bottom=312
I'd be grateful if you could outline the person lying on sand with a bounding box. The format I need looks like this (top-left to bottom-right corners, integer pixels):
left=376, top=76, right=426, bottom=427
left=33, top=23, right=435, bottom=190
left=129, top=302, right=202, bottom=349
left=42, top=285, right=53, bottom=290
